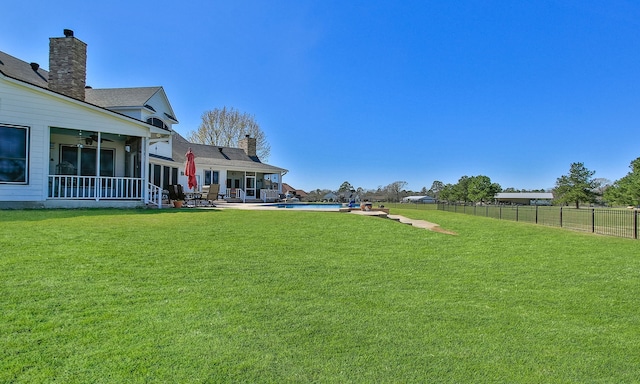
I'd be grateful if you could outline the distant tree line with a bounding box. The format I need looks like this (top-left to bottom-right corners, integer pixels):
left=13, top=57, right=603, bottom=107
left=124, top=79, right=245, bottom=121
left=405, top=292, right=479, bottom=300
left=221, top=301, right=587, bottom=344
left=303, top=156, right=640, bottom=207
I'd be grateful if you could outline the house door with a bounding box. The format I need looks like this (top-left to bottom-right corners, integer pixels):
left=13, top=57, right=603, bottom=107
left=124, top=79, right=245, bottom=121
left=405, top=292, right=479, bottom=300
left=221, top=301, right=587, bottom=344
left=245, top=174, right=256, bottom=197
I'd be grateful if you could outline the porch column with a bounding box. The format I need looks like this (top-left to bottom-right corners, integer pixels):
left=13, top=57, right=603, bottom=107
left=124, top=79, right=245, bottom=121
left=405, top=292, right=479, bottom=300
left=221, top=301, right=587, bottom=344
left=142, top=137, right=149, bottom=204
left=95, top=132, right=101, bottom=201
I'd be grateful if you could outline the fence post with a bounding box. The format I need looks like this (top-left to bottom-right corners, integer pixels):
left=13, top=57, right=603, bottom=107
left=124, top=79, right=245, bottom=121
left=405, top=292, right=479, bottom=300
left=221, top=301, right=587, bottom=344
left=500, top=205, right=502, bottom=219
left=535, top=205, right=538, bottom=224
left=591, top=208, right=595, bottom=233
left=560, top=207, right=563, bottom=227
left=516, top=206, right=519, bottom=222
left=635, top=210, right=638, bottom=240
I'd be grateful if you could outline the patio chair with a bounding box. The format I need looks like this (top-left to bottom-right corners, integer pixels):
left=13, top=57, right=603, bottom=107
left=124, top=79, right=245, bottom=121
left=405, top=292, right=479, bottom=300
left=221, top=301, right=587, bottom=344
left=205, top=184, right=224, bottom=203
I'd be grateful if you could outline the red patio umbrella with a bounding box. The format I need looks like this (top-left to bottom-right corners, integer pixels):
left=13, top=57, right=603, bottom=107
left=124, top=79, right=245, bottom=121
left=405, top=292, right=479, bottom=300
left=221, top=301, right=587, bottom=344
left=185, top=147, right=197, bottom=191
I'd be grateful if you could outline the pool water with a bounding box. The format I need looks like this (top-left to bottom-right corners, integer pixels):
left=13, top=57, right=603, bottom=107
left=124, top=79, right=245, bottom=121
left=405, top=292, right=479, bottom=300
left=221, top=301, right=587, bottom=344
left=272, top=203, right=346, bottom=210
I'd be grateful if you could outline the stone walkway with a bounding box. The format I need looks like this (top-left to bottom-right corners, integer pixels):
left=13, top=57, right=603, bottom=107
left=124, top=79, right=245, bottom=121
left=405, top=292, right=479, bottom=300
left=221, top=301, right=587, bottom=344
left=348, top=210, right=456, bottom=235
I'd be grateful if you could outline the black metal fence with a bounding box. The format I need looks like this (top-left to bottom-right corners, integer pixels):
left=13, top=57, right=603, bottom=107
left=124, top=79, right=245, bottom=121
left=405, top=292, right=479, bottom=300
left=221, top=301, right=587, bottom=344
left=438, top=203, right=639, bottom=240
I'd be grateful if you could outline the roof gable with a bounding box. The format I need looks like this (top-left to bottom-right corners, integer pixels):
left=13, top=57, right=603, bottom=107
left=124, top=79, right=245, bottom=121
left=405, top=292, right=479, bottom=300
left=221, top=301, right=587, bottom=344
left=84, top=87, right=160, bottom=108
left=85, top=86, right=178, bottom=124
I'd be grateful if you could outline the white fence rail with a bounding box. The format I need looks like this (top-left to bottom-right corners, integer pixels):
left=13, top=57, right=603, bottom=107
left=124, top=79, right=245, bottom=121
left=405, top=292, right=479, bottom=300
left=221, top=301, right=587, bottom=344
left=225, top=188, right=246, bottom=199
left=48, top=175, right=144, bottom=200
left=260, top=189, right=279, bottom=202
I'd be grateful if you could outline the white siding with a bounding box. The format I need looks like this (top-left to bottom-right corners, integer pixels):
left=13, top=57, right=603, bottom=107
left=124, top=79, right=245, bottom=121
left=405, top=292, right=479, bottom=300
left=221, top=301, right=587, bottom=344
left=0, top=78, right=151, bottom=203
left=146, top=90, right=175, bottom=159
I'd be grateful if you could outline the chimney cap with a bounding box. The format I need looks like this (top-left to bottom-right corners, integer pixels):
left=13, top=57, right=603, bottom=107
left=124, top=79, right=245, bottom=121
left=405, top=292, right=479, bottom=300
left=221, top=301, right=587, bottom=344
left=63, top=29, right=74, bottom=37
left=29, top=62, right=39, bottom=71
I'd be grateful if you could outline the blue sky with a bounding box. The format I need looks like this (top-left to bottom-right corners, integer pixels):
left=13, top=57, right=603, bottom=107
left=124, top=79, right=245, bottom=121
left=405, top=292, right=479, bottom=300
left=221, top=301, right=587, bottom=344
left=2, top=1, right=640, bottom=192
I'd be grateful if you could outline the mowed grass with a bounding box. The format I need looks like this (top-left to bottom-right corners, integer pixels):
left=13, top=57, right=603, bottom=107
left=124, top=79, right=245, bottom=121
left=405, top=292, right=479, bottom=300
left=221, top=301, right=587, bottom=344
left=1, top=208, right=639, bottom=383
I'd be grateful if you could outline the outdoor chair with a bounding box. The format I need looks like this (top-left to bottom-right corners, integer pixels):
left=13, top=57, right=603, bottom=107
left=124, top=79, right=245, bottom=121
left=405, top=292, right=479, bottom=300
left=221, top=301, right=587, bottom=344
left=205, top=184, right=224, bottom=203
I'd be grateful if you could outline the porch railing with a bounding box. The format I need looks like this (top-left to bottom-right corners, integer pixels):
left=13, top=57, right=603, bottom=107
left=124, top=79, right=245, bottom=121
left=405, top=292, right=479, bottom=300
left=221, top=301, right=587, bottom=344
left=48, top=175, right=144, bottom=200
left=147, top=182, right=162, bottom=208
left=225, top=188, right=245, bottom=199
left=260, top=189, right=279, bottom=202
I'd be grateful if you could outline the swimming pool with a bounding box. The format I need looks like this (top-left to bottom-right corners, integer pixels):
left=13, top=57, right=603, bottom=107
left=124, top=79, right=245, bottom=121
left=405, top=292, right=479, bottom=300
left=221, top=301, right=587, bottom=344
left=271, top=203, right=346, bottom=210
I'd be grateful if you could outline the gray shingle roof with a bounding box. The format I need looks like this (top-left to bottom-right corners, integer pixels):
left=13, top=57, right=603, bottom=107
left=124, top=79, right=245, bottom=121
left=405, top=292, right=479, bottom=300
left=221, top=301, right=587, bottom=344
left=172, top=132, right=287, bottom=173
left=0, top=50, right=163, bottom=112
left=84, top=87, right=162, bottom=108
left=0, top=50, right=49, bottom=88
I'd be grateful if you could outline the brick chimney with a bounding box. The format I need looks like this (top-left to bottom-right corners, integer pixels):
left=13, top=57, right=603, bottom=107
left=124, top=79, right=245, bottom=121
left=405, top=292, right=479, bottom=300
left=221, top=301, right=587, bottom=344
left=239, top=134, right=257, bottom=157
left=49, top=29, right=87, bottom=100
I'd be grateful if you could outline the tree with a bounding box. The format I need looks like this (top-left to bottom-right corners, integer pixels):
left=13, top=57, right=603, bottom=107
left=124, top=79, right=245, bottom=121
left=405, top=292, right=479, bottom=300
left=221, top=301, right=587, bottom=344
left=467, top=175, right=501, bottom=203
left=384, top=181, right=408, bottom=202
left=337, top=181, right=355, bottom=202
left=603, top=158, right=640, bottom=206
left=451, top=176, right=471, bottom=203
left=429, top=180, right=444, bottom=200
left=554, top=162, right=601, bottom=208
left=188, top=106, right=271, bottom=160
left=338, top=181, right=354, bottom=193
left=439, top=183, right=454, bottom=202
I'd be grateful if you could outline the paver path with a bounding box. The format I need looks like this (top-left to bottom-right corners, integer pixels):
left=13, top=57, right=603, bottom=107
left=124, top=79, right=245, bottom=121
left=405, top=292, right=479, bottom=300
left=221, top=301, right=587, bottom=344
left=349, top=210, right=456, bottom=235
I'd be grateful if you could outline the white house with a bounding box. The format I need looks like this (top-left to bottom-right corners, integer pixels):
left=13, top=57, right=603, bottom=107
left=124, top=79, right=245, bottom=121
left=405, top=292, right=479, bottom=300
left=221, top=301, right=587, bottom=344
left=0, top=30, right=287, bottom=208
left=171, top=132, right=287, bottom=202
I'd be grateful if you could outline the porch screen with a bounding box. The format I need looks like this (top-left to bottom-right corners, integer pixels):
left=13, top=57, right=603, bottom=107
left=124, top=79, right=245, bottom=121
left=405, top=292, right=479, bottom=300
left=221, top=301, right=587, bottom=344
left=0, top=125, right=29, bottom=184
left=60, top=146, right=114, bottom=176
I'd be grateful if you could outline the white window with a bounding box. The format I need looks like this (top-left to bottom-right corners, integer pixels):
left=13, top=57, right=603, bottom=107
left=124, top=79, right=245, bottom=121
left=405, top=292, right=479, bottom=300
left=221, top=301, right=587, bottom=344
left=0, top=125, right=29, bottom=184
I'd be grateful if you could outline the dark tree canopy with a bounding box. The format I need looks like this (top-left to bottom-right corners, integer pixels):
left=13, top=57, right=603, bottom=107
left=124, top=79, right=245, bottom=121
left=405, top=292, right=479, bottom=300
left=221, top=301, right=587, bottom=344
left=338, top=181, right=354, bottom=192
left=436, top=175, right=500, bottom=203
left=554, top=162, right=600, bottom=208
left=468, top=175, right=501, bottom=203
left=603, top=157, right=640, bottom=206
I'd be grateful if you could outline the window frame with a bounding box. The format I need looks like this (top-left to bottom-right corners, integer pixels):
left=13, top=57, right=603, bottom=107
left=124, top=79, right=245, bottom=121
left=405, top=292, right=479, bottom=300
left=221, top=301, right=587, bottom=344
left=60, top=145, right=115, bottom=177
left=204, top=170, right=219, bottom=186
left=0, top=124, right=30, bottom=184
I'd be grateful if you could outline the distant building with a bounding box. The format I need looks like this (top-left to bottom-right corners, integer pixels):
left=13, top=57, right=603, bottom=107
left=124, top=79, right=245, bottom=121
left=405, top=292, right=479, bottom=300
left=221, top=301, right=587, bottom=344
left=282, top=183, right=307, bottom=201
left=402, top=195, right=436, bottom=204
left=494, top=192, right=554, bottom=205
left=323, top=192, right=338, bottom=202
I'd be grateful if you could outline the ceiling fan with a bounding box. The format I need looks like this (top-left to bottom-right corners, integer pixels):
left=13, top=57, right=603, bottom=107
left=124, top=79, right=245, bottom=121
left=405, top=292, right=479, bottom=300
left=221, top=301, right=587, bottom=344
left=85, top=135, right=114, bottom=145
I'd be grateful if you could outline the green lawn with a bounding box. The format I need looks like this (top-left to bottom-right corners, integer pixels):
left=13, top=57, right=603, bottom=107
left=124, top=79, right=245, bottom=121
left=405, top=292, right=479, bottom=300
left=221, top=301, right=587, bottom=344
left=1, top=208, right=639, bottom=383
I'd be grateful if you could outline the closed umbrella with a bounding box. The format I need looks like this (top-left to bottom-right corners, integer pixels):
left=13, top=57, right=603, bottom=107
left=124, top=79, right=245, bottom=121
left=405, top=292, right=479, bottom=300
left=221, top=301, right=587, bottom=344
left=185, top=147, right=197, bottom=191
